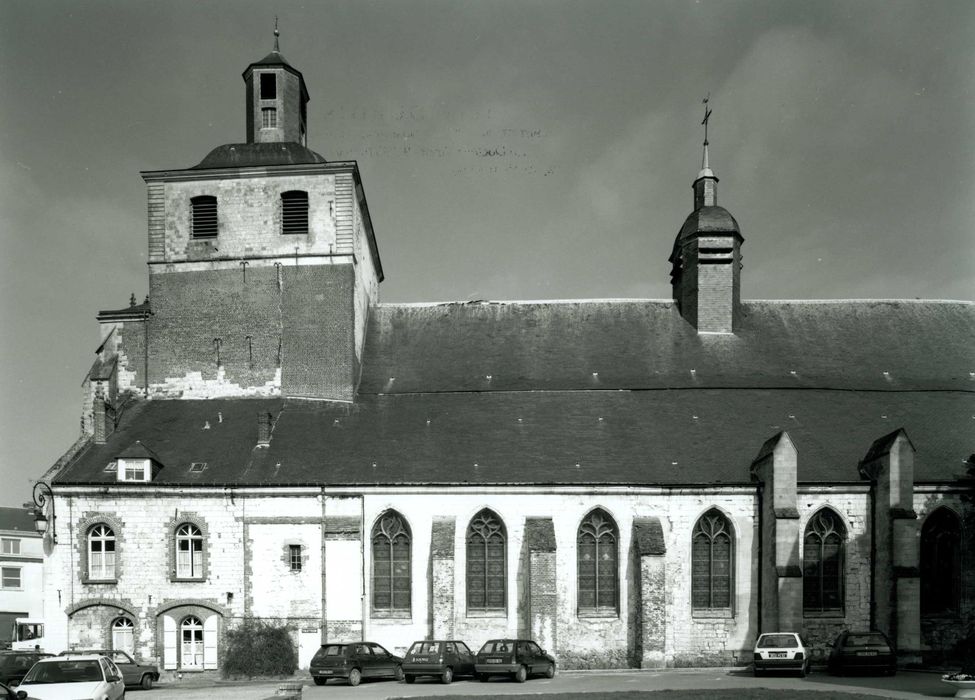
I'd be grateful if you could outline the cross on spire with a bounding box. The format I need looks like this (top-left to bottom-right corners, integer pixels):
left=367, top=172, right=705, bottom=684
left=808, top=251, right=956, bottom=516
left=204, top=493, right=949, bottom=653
left=700, top=93, right=713, bottom=173
left=273, top=16, right=280, bottom=52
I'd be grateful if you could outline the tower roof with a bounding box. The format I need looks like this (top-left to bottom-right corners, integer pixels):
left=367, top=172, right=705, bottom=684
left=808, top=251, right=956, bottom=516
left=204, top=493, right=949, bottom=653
left=678, top=205, right=741, bottom=242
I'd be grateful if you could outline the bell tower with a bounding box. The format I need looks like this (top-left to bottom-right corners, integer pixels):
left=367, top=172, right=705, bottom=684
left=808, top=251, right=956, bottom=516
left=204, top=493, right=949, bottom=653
left=242, top=21, right=309, bottom=145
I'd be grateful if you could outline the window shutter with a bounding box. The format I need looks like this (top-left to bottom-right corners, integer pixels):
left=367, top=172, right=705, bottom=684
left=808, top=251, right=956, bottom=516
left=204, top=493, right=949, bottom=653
left=163, top=615, right=177, bottom=670
left=203, top=616, right=219, bottom=670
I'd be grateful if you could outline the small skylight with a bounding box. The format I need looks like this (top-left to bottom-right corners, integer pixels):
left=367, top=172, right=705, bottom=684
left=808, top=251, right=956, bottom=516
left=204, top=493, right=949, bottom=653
left=189, top=462, right=207, bottom=473
left=104, top=461, right=117, bottom=473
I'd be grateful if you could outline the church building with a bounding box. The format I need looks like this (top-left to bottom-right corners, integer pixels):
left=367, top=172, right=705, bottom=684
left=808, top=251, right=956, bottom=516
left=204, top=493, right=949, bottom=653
left=33, top=38, right=973, bottom=674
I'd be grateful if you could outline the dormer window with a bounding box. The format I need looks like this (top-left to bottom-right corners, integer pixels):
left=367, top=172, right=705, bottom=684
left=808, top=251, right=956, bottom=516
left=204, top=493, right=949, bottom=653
left=190, top=196, right=218, bottom=239
left=262, top=108, right=277, bottom=129
left=260, top=73, right=276, bottom=100
left=118, top=458, right=150, bottom=482
left=281, top=191, right=309, bottom=235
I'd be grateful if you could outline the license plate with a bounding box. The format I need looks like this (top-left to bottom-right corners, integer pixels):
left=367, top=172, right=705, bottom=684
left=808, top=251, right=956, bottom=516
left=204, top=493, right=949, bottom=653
left=770, top=652, right=787, bottom=658
left=318, top=670, right=333, bottom=675
left=487, top=658, right=502, bottom=663
left=858, top=651, right=876, bottom=656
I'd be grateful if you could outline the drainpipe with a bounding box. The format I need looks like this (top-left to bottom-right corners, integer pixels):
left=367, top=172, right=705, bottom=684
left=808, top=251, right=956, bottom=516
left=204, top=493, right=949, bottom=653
left=361, top=496, right=366, bottom=643
left=869, top=477, right=877, bottom=630
left=756, top=482, right=763, bottom=636
left=321, top=490, right=327, bottom=644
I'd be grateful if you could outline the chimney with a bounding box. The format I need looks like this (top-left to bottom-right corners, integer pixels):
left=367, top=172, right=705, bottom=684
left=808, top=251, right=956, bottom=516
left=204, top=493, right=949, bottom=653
left=257, top=412, right=273, bottom=447
left=93, top=395, right=107, bottom=444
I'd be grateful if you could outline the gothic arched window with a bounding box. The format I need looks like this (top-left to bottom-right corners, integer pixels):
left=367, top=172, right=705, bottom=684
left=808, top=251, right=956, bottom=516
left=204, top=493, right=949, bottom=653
left=372, top=511, right=411, bottom=613
left=803, top=509, right=846, bottom=613
left=88, top=524, right=116, bottom=580
left=692, top=509, right=733, bottom=610
left=577, top=509, right=618, bottom=613
left=466, top=509, right=506, bottom=611
left=921, top=508, right=961, bottom=615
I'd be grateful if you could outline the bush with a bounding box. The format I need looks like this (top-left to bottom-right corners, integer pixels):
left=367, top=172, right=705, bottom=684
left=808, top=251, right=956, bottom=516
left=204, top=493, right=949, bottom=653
left=220, top=618, right=298, bottom=679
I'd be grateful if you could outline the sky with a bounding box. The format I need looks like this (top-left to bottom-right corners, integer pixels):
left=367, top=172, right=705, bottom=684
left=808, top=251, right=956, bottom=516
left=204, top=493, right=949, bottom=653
left=0, top=0, right=972, bottom=509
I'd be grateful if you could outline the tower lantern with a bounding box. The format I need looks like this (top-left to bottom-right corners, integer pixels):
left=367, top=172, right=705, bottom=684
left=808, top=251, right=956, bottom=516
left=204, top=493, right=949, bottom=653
left=242, top=21, right=309, bottom=145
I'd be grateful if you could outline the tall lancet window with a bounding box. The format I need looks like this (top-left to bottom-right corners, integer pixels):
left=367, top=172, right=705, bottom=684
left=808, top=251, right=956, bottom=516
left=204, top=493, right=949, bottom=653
left=803, top=509, right=845, bottom=613
left=372, top=511, right=411, bottom=613
left=466, top=509, right=506, bottom=611
left=692, top=509, right=734, bottom=610
left=577, top=509, right=618, bottom=613
left=920, top=508, right=961, bottom=615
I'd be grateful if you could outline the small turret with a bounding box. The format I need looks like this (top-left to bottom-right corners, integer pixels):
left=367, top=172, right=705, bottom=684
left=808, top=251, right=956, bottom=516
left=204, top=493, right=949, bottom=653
left=669, top=97, right=743, bottom=334
left=242, top=21, right=309, bottom=145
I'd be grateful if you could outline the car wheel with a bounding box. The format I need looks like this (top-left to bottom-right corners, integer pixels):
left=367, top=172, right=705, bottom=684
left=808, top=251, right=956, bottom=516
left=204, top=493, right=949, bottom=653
left=348, top=668, right=362, bottom=687
left=514, top=665, right=527, bottom=683
left=441, top=666, right=453, bottom=684
left=799, top=663, right=808, bottom=678
left=478, top=673, right=489, bottom=682
left=395, top=665, right=404, bottom=682
left=141, top=674, right=153, bottom=690
left=404, top=674, right=415, bottom=684
left=313, top=677, right=327, bottom=686
left=544, top=662, right=556, bottom=679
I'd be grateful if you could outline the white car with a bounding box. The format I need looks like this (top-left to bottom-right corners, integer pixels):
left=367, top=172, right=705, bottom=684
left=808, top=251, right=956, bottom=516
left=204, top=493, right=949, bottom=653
left=13, top=654, right=125, bottom=700
left=752, top=632, right=810, bottom=677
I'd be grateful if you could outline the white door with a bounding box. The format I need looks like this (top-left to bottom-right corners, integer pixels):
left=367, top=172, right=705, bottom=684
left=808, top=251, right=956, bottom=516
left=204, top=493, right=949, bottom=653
left=180, top=616, right=204, bottom=669
left=111, top=618, right=135, bottom=656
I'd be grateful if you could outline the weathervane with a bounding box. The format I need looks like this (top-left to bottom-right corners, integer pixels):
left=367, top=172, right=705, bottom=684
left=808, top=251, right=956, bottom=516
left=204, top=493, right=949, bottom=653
left=274, top=16, right=280, bottom=52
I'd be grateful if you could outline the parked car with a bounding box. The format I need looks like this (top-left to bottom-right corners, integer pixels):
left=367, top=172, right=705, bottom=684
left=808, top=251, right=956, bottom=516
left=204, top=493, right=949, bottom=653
left=752, top=632, right=810, bottom=677
left=0, top=650, right=53, bottom=687
left=474, top=639, right=556, bottom=683
left=402, top=640, right=476, bottom=684
left=57, top=649, right=158, bottom=690
left=827, top=630, right=896, bottom=676
left=308, top=642, right=403, bottom=687
left=0, top=681, right=20, bottom=700
left=15, top=654, right=125, bottom=699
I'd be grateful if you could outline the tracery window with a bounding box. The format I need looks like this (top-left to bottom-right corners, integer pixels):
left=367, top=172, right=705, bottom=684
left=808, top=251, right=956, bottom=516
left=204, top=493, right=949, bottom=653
left=692, top=509, right=733, bottom=610
left=175, top=524, right=204, bottom=579
left=803, top=509, right=845, bottom=613
left=577, top=509, right=618, bottom=613
left=372, top=511, right=411, bottom=612
left=466, top=509, right=506, bottom=610
left=921, top=508, right=961, bottom=615
left=88, top=524, right=116, bottom=580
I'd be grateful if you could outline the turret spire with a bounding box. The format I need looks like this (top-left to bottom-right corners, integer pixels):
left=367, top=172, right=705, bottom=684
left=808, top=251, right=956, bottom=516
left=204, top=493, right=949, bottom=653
left=273, top=16, right=280, bottom=52
left=699, top=94, right=714, bottom=179
left=693, top=94, right=718, bottom=210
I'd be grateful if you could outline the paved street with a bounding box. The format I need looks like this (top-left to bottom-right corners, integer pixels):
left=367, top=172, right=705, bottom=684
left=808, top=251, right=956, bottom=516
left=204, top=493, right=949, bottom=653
left=147, top=669, right=955, bottom=700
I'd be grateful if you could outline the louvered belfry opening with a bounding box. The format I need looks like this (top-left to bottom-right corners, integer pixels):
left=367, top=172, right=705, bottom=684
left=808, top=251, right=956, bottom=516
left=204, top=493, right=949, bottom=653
left=281, top=190, right=309, bottom=235
left=190, top=195, right=218, bottom=238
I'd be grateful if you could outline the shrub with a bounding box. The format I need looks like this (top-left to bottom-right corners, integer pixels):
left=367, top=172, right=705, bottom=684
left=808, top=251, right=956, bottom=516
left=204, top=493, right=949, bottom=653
left=220, top=618, right=298, bottom=679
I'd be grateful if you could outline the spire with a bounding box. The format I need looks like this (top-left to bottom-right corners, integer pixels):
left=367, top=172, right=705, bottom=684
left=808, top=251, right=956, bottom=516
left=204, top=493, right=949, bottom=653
left=273, top=16, right=280, bottom=52
left=693, top=94, right=718, bottom=210
left=698, top=94, right=714, bottom=180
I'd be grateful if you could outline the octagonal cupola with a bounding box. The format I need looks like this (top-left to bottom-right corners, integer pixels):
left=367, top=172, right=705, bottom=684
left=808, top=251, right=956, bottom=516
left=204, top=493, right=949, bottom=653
left=242, top=23, right=309, bottom=146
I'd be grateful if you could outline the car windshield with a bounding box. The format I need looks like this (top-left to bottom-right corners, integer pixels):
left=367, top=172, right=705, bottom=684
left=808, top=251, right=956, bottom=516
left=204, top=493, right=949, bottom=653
left=22, top=660, right=103, bottom=684
left=409, top=642, right=440, bottom=655
left=757, top=634, right=798, bottom=649
left=479, top=641, right=512, bottom=654
left=844, top=634, right=888, bottom=647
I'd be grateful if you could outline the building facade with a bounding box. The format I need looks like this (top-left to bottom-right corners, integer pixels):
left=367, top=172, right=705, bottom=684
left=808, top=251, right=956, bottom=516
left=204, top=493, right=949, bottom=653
left=35, top=41, right=974, bottom=675
left=0, top=508, right=44, bottom=647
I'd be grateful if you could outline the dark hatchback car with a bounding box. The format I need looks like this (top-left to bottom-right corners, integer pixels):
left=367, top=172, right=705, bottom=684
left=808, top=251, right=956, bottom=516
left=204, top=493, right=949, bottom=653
left=402, top=640, right=476, bottom=684
left=309, top=642, right=404, bottom=686
left=828, top=631, right=896, bottom=676
left=475, top=639, right=556, bottom=683
left=0, top=651, right=52, bottom=687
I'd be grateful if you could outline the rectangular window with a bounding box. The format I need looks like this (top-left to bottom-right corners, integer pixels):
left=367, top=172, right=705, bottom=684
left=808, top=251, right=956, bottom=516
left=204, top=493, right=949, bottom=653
left=260, top=73, right=276, bottom=100
left=1, top=567, right=21, bottom=589
left=1, top=538, right=20, bottom=555
left=289, top=544, right=302, bottom=572
left=262, top=107, right=277, bottom=129
left=281, top=191, right=309, bottom=235
left=190, top=196, right=218, bottom=239
left=117, top=459, right=149, bottom=482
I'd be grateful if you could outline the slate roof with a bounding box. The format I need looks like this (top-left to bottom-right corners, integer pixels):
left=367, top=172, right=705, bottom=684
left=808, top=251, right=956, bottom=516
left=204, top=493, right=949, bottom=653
left=678, top=205, right=741, bottom=240
left=193, top=143, right=326, bottom=170
left=0, top=507, right=38, bottom=533
left=52, top=298, right=974, bottom=489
